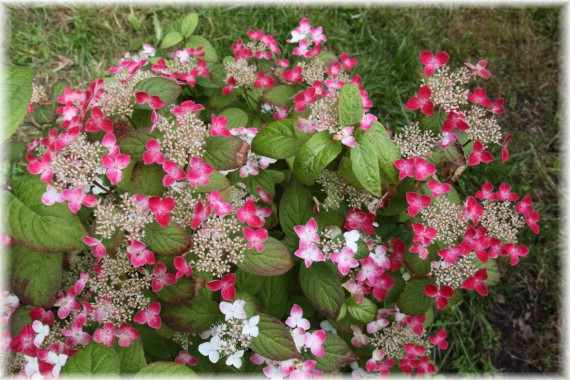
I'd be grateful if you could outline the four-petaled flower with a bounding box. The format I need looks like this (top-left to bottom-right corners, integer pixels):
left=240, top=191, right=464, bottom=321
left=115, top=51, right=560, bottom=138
left=206, top=274, right=237, bottom=301
left=419, top=50, right=449, bottom=76
left=133, top=303, right=162, bottom=329
left=405, top=85, right=434, bottom=115
left=424, top=284, right=454, bottom=310
left=243, top=227, right=268, bottom=252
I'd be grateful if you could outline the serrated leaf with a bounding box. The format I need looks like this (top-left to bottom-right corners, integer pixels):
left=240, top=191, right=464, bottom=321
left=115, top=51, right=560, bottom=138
left=192, top=170, right=231, bottom=193
left=134, top=77, right=181, bottom=107
left=351, top=137, right=381, bottom=196
left=258, top=275, right=288, bottom=319
left=220, top=107, right=249, bottom=130
left=180, top=12, right=199, bottom=37
left=158, top=276, right=202, bottom=304
left=118, top=163, right=165, bottom=197
left=339, top=157, right=364, bottom=189
left=237, top=237, right=294, bottom=276
left=252, top=119, right=310, bottom=159
left=138, top=325, right=181, bottom=361
left=161, top=294, right=222, bottom=333
left=338, top=83, right=363, bottom=126
left=186, top=35, right=218, bottom=63
left=345, top=296, right=377, bottom=323
left=299, top=262, right=344, bottom=319
left=306, top=333, right=357, bottom=371
left=3, top=66, right=34, bottom=141
left=11, top=245, right=62, bottom=308
left=115, top=339, right=147, bottom=374
left=261, top=85, right=298, bottom=107
left=293, top=131, right=342, bottom=185
left=250, top=313, right=302, bottom=361
left=117, top=129, right=152, bottom=162
left=161, top=31, right=184, bottom=48
left=33, top=105, right=57, bottom=124
left=8, top=306, right=33, bottom=336
left=144, top=222, right=191, bottom=256
left=397, top=278, right=435, bottom=316
left=62, top=342, right=121, bottom=375
left=134, top=362, right=195, bottom=377
left=236, top=268, right=264, bottom=295
left=279, top=180, right=314, bottom=236
left=204, top=136, right=249, bottom=170
left=365, top=122, right=401, bottom=185
left=5, top=175, right=87, bottom=253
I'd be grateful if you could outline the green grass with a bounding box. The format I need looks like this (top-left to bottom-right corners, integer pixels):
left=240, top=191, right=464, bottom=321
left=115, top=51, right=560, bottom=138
left=6, top=5, right=561, bottom=374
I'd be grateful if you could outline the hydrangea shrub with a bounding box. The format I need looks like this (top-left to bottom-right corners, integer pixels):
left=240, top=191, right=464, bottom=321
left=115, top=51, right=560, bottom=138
left=2, top=14, right=540, bottom=378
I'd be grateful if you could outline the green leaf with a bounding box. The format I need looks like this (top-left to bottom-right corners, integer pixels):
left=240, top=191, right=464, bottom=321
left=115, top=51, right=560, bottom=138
left=252, top=119, right=310, bottom=159
left=204, top=136, right=249, bottom=170
left=365, top=122, right=401, bottom=185
left=117, top=129, right=152, bottom=162
left=299, top=262, right=344, bottom=319
left=11, top=245, right=62, bottom=308
left=62, top=342, right=121, bottom=375
left=474, top=257, right=501, bottom=286
left=250, top=313, right=302, bottom=361
left=138, top=325, right=181, bottom=361
left=339, top=157, right=364, bottom=189
left=397, top=278, right=435, bottom=316
left=220, top=107, right=249, bottom=131
left=237, top=237, right=294, bottom=276
left=384, top=271, right=406, bottom=303
left=5, top=175, right=87, bottom=253
left=115, top=339, right=147, bottom=374
left=158, top=276, right=202, bottom=304
left=134, top=77, right=182, bottom=107
left=261, top=85, right=298, bottom=107
left=118, top=163, right=165, bottom=197
left=345, top=296, right=378, bottom=323
left=228, top=168, right=284, bottom=199
left=3, top=66, right=34, bottom=141
left=187, top=36, right=218, bottom=63
left=8, top=306, right=33, bottom=336
left=236, top=268, right=264, bottom=295
left=161, top=31, right=184, bottom=48
left=306, top=333, right=357, bottom=371
left=258, top=275, right=288, bottom=319
left=404, top=245, right=438, bottom=278
left=33, top=105, right=57, bottom=124
left=350, top=137, right=381, bottom=196
left=180, top=12, right=199, bottom=37
left=338, top=83, right=363, bottom=126
left=161, top=294, right=222, bottom=333
left=293, top=131, right=342, bottom=185
left=192, top=170, right=230, bottom=193
left=144, top=222, right=192, bottom=256
left=134, top=362, right=195, bottom=377
left=279, top=180, right=314, bottom=236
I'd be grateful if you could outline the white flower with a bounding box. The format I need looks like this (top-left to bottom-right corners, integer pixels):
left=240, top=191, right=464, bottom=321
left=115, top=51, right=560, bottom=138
left=5, top=294, right=19, bottom=309
left=242, top=315, right=260, bottom=337
left=220, top=300, right=246, bottom=321
left=24, top=355, right=39, bottom=377
left=291, top=327, right=306, bottom=351
left=225, top=350, right=244, bottom=369
left=46, top=351, right=68, bottom=377
left=343, top=230, right=360, bottom=252
left=320, top=320, right=337, bottom=335
left=198, top=335, right=222, bottom=363
left=289, top=30, right=306, bottom=43
left=32, top=320, right=49, bottom=348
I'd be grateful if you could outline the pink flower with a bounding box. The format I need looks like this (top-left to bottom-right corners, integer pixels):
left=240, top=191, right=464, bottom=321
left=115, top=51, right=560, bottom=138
left=462, top=268, right=488, bottom=296
left=285, top=304, right=311, bottom=330
left=273, top=105, right=288, bottom=120
left=394, top=158, right=416, bottom=180
left=85, top=107, right=113, bottom=133
left=406, top=192, right=432, bottom=217
left=162, top=160, right=185, bottom=187
left=412, top=223, right=437, bottom=247
left=152, top=263, right=176, bottom=292
left=360, top=113, right=377, bottom=131
left=41, top=185, right=64, bottom=206
left=356, top=257, right=383, bottom=283
left=526, top=210, right=540, bottom=234
left=293, top=88, right=317, bottom=112
left=405, top=85, right=434, bottom=115
left=416, top=356, right=436, bottom=376
left=53, top=289, right=81, bottom=320
left=134, top=91, right=165, bottom=110
left=295, top=243, right=325, bottom=268
left=206, top=190, right=233, bottom=217
left=284, top=66, right=303, bottom=83
left=463, top=196, right=484, bottom=225
left=210, top=114, right=231, bottom=137
left=442, top=111, right=470, bottom=133
left=503, top=243, right=529, bottom=266
left=187, top=157, right=214, bottom=187
left=133, top=303, right=161, bottom=329
left=223, top=77, right=236, bottom=96
left=405, top=315, right=426, bottom=336
left=102, top=132, right=117, bottom=148
left=515, top=194, right=534, bottom=217
left=61, top=319, right=91, bottom=346
left=256, top=186, right=273, bottom=203
left=172, top=100, right=204, bottom=117
left=173, top=256, right=193, bottom=279
left=495, top=183, right=519, bottom=201
left=143, top=139, right=164, bottom=165
left=114, top=323, right=140, bottom=347
left=465, top=60, right=491, bottom=79
left=427, top=180, right=451, bottom=197
left=253, top=71, right=275, bottom=88
left=335, top=127, right=356, bottom=148
left=344, top=209, right=376, bottom=234
left=304, top=330, right=326, bottom=357
left=424, top=284, right=454, bottom=310
left=9, top=324, right=37, bottom=356
left=351, top=325, right=369, bottom=348
left=27, top=152, right=53, bottom=184
left=102, top=146, right=131, bottom=185
left=429, top=328, right=448, bottom=350
left=236, top=199, right=264, bottom=228
left=243, top=227, right=268, bottom=252
left=191, top=201, right=211, bottom=229
left=371, top=274, right=396, bottom=301
left=491, top=98, right=504, bottom=114
left=294, top=218, right=320, bottom=249
left=468, top=141, right=494, bottom=166
left=206, top=274, right=237, bottom=301
left=341, top=53, right=358, bottom=70
left=73, top=272, right=89, bottom=293
left=475, top=181, right=496, bottom=200
left=330, top=247, right=359, bottom=276
left=438, top=245, right=467, bottom=264
left=419, top=51, right=449, bottom=76
left=82, top=236, right=106, bottom=263
left=175, top=351, right=198, bottom=366
left=414, top=158, right=436, bottom=180
left=148, top=196, right=175, bottom=227
left=93, top=323, right=115, bottom=347
left=467, top=88, right=492, bottom=107
left=127, top=240, right=155, bottom=267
